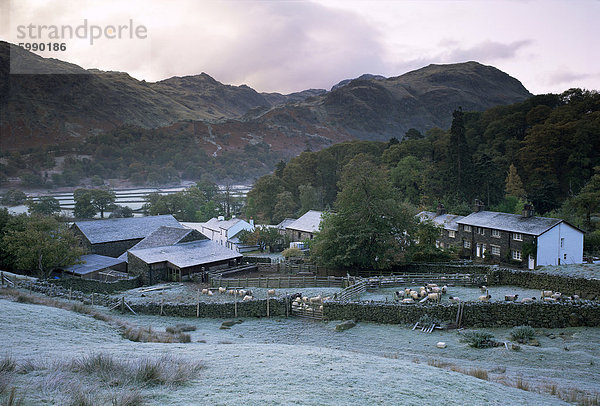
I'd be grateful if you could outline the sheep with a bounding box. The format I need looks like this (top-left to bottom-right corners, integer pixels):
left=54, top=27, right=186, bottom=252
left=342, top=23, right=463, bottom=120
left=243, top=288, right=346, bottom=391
left=478, top=293, right=491, bottom=302
left=448, top=296, right=461, bottom=304
left=201, top=288, right=208, bottom=295
left=569, top=295, right=580, bottom=301
left=521, top=297, right=537, bottom=303
left=504, top=294, right=519, bottom=302
left=309, top=296, right=322, bottom=304
left=394, top=291, right=405, bottom=301
left=322, top=296, right=331, bottom=301
left=238, top=289, right=247, bottom=297
left=551, top=292, right=562, bottom=300
left=410, top=291, right=420, bottom=300
left=543, top=297, right=558, bottom=303
left=218, top=287, right=226, bottom=294
left=404, top=288, right=412, bottom=296
left=267, top=289, right=276, bottom=296
left=441, top=285, right=448, bottom=294
left=207, top=290, right=213, bottom=296
left=429, top=286, right=441, bottom=294
left=242, top=295, right=253, bottom=301
left=402, top=298, right=415, bottom=304
left=227, top=289, right=236, bottom=296
left=302, top=296, right=309, bottom=303
left=479, top=285, right=488, bottom=293
left=294, top=297, right=302, bottom=303
left=541, top=290, right=553, bottom=298
left=427, top=292, right=441, bottom=303
left=426, top=283, right=438, bottom=289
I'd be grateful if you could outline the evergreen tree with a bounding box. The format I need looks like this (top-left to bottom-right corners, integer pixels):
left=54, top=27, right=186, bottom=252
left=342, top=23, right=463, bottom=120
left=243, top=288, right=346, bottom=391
left=505, top=163, right=526, bottom=198
left=449, top=108, right=468, bottom=194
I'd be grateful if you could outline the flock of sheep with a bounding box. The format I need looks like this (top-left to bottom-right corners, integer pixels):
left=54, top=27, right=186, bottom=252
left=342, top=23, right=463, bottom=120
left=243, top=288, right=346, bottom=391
left=392, top=284, right=581, bottom=305
left=199, top=287, right=284, bottom=302
left=291, top=293, right=331, bottom=312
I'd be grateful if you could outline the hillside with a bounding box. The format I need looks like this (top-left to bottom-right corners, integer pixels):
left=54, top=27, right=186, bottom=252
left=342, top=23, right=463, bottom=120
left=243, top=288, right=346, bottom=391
left=0, top=41, right=322, bottom=151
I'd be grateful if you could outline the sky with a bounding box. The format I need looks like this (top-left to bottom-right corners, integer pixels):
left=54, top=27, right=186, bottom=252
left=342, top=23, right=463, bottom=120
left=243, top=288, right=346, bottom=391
left=1, top=0, right=599, bottom=94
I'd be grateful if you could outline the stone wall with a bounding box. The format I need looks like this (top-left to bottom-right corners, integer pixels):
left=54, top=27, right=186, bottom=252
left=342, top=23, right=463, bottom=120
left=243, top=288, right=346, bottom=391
left=48, top=276, right=142, bottom=294
left=323, top=301, right=600, bottom=328
left=91, top=239, right=141, bottom=258
left=391, top=263, right=491, bottom=274
left=129, top=297, right=289, bottom=318
left=489, top=268, right=600, bottom=300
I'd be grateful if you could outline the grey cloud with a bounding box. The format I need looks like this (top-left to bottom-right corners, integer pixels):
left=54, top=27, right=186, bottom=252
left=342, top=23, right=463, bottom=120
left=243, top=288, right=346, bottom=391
left=148, top=1, right=388, bottom=93
left=548, top=70, right=592, bottom=85
left=441, top=40, right=533, bottom=62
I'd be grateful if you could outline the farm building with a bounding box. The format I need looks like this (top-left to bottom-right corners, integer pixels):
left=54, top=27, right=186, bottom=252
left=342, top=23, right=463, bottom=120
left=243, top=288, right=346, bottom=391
left=192, top=217, right=255, bottom=252
left=285, top=210, right=323, bottom=242
left=417, top=204, right=464, bottom=249
left=60, top=254, right=127, bottom=281
left=117, top=226, right=207, bottom=262
left=71, top=215, right=182, bottom=257
left=276, top=218, right=297, bottom=237
left=128, top=240, right=243, bottom=284
left=419, top=201, right=584, bottom=268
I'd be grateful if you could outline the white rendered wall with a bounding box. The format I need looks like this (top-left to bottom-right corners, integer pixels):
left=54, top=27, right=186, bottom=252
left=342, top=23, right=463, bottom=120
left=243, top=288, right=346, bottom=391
left=537, top=223, right=583, bottom=266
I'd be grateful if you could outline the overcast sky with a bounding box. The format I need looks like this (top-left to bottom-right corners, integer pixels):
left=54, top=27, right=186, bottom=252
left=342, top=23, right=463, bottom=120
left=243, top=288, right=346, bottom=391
left=1, top=0, right=598, bottom=94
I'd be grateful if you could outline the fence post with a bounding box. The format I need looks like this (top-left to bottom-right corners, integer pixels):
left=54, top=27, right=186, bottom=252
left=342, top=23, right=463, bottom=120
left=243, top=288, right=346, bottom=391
left=121, top=296, right=125, bottom=313
left=69, top=287, right=72, bottom=301
left=267, top=297, right=270, bottom=318
left=234, top=296, right=238, bottom=318
left=196, top=289, right=200, bottom=318
left=91, top=292, right=94, bottom=306
left=1, top=271, right=3, bottom=287
left=160, top=298, right=164, bottom=316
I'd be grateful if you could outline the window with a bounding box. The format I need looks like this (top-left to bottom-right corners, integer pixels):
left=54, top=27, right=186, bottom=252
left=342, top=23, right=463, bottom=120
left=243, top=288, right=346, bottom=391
left=564, top=253, right=567, bottom=260
left=464, top=225, right=472, bottom=232
left=512, top=250, right=522, bottom=261
left=448, top=230, right=456, bottom=238
left=560, top=238, right=564, bottom=248
left=477, top=227, right=485, bottom=236
left=513, top=233, right=523, bottom=241
left=463, top=240, right=471, bottom=249
left=491, top=245, right=501, bottom=256
left=492, top=229, right=501, bottom=238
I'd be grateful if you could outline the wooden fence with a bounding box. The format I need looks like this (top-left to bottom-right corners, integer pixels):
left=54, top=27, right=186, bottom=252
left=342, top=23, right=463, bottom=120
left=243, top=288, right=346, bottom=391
left=210, top=275, right=347, bottom=289
left=291, top=304, right=323, bottom=320
left=334, top=279, right=367, bottom=302
left=363, top=273, right=488, bottom=289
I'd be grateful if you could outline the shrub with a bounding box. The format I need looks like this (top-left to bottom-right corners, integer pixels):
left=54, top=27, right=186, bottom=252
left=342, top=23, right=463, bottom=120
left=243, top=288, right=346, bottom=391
left=460, top=331, right=498, bottom=348
left=281, top=247, right=303, bottom=258
left=510, top=325, right=536, bottom=343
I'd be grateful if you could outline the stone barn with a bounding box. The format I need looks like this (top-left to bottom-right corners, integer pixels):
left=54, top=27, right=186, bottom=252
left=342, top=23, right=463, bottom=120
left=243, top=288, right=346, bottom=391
left=71, top=215, right=182, bottom=257
left=128, top=240, right=243, bottom=284
left=61, top=254, right=127, bottom=281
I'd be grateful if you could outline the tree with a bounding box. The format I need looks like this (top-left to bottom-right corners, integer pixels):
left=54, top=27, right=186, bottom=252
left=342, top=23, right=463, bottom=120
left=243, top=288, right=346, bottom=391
left=298, top=184, right=322, bottom=215
left=311, top=154, right=413, bottom=271
left=1, top=189, right=27, bottom=206
left=572, top=166, right=600, bottom=230
left=273, top=191, right=297, bottom=224
left=390, top=156, right=425, bottom=205
left=449, top=108, right=468, bottom=193
left=2, top=215, right=85, bottom=278
left=90, top=189, right=116, bottom=219
left=238, top=226, right=282, bottom=252
left=26, top=196, right=61, bottom=216
left=408, top=220, right=455, bottom=262
left=109, top=205, right=134, bottom=218
left=505, top=164, right=526, bottom=198
left=73, top=189, right=97, bottom=219
left=405, top=128, right=423, bottom=140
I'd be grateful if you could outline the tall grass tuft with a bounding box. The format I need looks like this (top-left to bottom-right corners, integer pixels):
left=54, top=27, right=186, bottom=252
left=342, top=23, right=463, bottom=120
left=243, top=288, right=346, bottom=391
left=460, top=331, right=498, bottom=348
left=510, top=326, right=535, bottom=343
left=467, top=368, right=489, bottom=380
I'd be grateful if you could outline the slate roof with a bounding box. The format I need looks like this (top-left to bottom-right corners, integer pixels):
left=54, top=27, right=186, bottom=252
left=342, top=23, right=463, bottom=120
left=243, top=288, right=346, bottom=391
left=276, top=218, right=297, bottom=230
left=202, top=217, right=244, bottom=232
left=73, top=215, right=181, bottom=244
left=286, top=210, right=323, bottom=233
left=129, top=240, right=242, bottom=269
left=417, top=211, right=464, bottom=231
left=457, top=211, right=564, bottom=236
left=64, top=254, right=126, bottom=276
left=118, top=226, right=206, bottom=262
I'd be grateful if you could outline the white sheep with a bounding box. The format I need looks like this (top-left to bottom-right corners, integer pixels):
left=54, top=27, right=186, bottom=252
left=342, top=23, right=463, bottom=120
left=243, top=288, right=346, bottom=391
left=218, top=287, right=226, bottom=294
left=478, top=293, right=491, bottom=302
left=521, top=297, right=536, bottom=303
left=402, top=298, right=415, bottom=304
left=239, top=289, right=247, bottom=297
left=441, top=285, right=448, bottom=294
left=427, top=292, right=441, bottom=303
left=207, top=290, right=213, bottom=296
left=479, top=285, right=487, bottom=293
left=267, top=289, right=276, bottom=296
left=309, top=296, right=322, bottom=304
left=404, top=288, right=412, bottom=296
left=551, top=292, right=562, bottom=300
left=201, top=288, right=208, bottom=295
left=448, top=296, right=461, bottom=303
left=504, top=294, right=519, bottom=302
left=541, top=290, right=553, bottom=298
left=242, top=295, right=253, bottom=301
left=569, top=295, right=580, bottom=301
left=426, top=283, right=438, bottom=289
left=543, top=297, right=557, bottom=303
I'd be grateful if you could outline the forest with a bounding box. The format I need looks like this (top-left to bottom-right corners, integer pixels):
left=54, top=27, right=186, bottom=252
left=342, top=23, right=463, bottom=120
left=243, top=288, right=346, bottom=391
left=246, top=89, right=600, bottom=252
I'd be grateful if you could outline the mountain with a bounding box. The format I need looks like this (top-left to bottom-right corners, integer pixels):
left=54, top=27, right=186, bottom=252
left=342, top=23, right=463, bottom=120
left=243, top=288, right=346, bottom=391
left=0, top=41, right=533, bottom=185
left=249, top=62, right=532, bottom=141
left=0, top=41, right=321, bottom=150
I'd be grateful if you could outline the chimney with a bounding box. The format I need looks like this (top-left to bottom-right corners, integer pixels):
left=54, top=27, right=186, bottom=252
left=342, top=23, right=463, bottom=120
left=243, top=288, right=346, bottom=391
left=217, top=215, right=225, bottom=221
left=473, top=199, right=485, bottom=213
left=521, top=203, right=535, bottom=218
left=436, top=203, right=446, bottom=216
